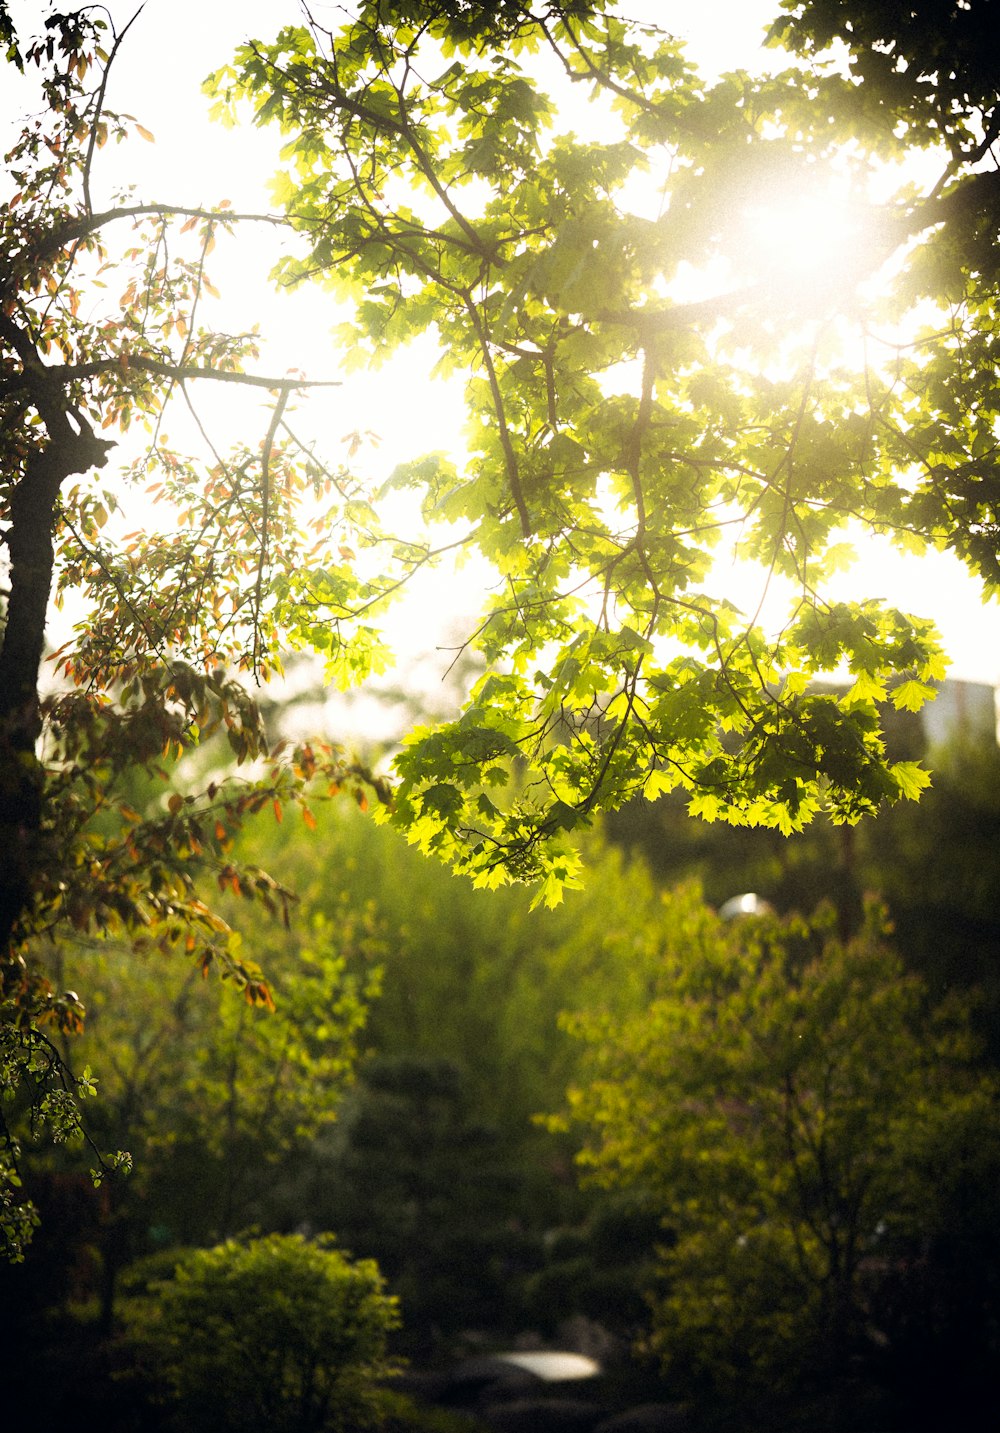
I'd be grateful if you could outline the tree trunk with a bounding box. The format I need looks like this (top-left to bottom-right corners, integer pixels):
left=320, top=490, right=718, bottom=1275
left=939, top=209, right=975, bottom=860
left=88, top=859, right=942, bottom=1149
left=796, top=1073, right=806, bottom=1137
left=0, top=378, right=112, bottom=959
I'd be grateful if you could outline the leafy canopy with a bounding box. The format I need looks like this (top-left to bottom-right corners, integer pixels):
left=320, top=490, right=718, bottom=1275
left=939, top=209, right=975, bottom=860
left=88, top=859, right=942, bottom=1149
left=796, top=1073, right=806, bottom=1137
left=1, top=3, right=386, bottom=1256
left=48, top=891, right=383, bottom=1254
left=128, top=1233, right=399, bottom=1433
left=553, top=893, right=1000, bottom=1417
left=2, top=0, right=999, bottom=1249
left=208, top=0, right=1000, bottom=896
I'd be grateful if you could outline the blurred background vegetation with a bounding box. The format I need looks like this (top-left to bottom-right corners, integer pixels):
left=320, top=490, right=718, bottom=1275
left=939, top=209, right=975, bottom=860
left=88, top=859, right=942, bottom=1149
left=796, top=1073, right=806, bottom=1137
left=2, top=678, right=999, bottom=1431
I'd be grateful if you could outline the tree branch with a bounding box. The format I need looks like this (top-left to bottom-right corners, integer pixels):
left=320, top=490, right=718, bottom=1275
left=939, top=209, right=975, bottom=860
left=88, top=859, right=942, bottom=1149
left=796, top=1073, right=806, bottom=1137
left=81, top=6, right=147, bottom=216
left=252, top=384, right=293, bottom=674
left=2, top=351, right=341, bottom=395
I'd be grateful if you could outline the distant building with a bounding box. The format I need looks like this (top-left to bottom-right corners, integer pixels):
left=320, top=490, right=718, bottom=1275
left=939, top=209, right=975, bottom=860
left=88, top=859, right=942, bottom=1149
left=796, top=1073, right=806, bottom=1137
left=922, top=679, right=999, bottom=750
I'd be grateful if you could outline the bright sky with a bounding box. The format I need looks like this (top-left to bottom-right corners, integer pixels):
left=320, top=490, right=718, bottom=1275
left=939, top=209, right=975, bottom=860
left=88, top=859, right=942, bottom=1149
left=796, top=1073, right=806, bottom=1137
left=4, top=0, right=999, bottom=693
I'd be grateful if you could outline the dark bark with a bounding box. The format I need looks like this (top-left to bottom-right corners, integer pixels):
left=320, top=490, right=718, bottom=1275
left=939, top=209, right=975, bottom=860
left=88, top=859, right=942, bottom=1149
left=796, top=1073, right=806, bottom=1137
left=0, top=324, right=113, bottom=959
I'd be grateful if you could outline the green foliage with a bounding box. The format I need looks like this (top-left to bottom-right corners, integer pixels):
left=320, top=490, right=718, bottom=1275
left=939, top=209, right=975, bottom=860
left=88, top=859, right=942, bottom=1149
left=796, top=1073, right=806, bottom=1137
left=5, top=0, right=1000, bottom=1260
left=54, top=893, right=381, bottom=1234
left=234, top=793, right=665, bottom=1140
left=205, top=0, right=996, bottom=896
left=7, top=865, right=386, bottom=1333
left=319, top=1056, right=532, bottom=1351
left=219, top=796, right=676, bottom=1347
left=0, top=2, right=394, bottom=1252
left=127, top=1232, right=399, bottom=1433
left=607, top=710, right=1000, bottom=1060
left=554, top=894, right=1000, bottom=1424
left=851, top=732, right=1000, bottom=1016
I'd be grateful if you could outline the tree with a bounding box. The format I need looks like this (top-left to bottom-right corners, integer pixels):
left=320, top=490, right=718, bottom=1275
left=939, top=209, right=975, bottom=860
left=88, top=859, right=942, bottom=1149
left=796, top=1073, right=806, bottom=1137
left=319, top=1055, right=529, bottom=1352
left=42, top=891, right=381, bottom=1327
left=553, top=894, right=1000, bottom=1428
left=125, top=1233, right=399, bottom=1433
left=0, top=5, right=386, bottom=1251
left=213, top=0, right=1000, bottom=898
left=3, top=0, right=1000, bottom=1250
left=849, top=729, right=1000, bottom=1025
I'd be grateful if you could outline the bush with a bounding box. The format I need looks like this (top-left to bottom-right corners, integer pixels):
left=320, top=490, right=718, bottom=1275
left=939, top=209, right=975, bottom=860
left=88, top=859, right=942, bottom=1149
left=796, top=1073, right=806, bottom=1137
left=132, top=1233, right=399, bottom=1433
left=556, top=896, right=1000, bottom=1428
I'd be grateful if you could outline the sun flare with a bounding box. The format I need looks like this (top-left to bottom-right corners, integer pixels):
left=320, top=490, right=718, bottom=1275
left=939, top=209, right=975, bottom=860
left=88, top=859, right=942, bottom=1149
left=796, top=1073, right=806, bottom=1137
left=740, top=188, right=871, bottom=286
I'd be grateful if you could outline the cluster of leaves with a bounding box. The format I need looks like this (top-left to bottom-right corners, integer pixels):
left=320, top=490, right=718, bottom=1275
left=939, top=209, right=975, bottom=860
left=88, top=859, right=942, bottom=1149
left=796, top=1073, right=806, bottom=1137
left=553, top=893, right=1000, bottom=1423
left=124, top=1233, right=399, bottom=1433
left=4, top=0, right=1000, bottom=1256
left=0, top=5, right=400, bottom=1253
left=0, top=1014, right=126, bottom=1261
left=43, top=888, right=384, bottom=1268
left=770, top=0, right=1000, bottom=148
left=205, top=0, right=1000, bottom=898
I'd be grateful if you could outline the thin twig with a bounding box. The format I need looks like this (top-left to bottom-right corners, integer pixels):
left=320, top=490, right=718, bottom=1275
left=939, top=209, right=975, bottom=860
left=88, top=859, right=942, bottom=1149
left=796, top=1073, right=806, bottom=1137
left=252, top=385, right=293, bottom=675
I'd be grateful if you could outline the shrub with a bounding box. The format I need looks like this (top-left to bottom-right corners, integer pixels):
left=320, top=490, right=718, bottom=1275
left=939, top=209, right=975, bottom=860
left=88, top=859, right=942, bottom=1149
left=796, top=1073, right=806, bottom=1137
left=135, top=1233, right=399, bottom=1433
left=555, top=896, right=1000, bottom=1427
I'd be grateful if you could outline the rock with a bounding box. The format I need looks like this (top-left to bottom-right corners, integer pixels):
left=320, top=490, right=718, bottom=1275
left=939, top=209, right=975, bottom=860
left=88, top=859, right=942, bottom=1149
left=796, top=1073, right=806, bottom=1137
left=594, top=1403, right=692, bottom=1433
left=498, top=1351, right=601, bottom=1382
left=482, top=1396, right=603, bottom=1432
left=437, top=1356, right=542, bottom=1407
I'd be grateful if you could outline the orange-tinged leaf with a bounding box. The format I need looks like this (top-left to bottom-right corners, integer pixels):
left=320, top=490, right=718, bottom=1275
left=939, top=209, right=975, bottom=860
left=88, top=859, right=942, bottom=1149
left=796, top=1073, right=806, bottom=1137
left=245, top=980, right=275, bottom=1011
left=135, top=123, right=155, bottom=142
left=302, top=806, right=317, bottom=831
left=272, top=798, right=283, bottom=823
left=215, top=820, right=227, bottom=841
